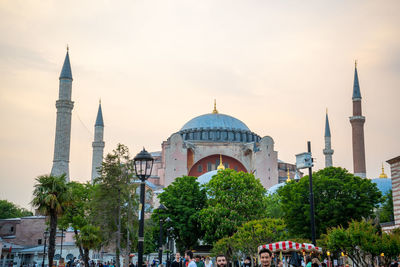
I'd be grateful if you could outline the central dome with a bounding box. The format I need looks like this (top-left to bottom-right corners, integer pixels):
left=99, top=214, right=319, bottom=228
left=178, top=111, right=260, bottom=143
left=181, top=113, right=250, bottom=131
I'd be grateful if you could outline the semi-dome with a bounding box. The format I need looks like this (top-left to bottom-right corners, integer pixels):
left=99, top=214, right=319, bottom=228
left=181, top=113, right=250, bottom=132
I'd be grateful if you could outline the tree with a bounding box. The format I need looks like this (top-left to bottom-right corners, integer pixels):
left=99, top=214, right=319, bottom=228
left=75, top=225, right=102, bottom=267
left=377, top=190, right=394, bottom=223
left=265, top=193, right=284, bottom=219
left=0, top=200, right=33, bottom=219
left=199, top=169, right=268, bottom=244
left=31, top=174, right=69, bottom=267
left=59, top=182, right=101, bottom=266
left=155, top=176, right=207, bottom=252
left=211, top=218, right=287, bottom=263
left=323, top=220, right=400, bottom=267
left=90, top=144, right=137, bottom=267
left=232, top=218, right=288, bottom=263
left=278, top=167, right=381, bottom=239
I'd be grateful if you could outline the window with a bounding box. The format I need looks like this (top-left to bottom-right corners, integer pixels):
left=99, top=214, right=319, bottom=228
left=38, top=239, right=42, bottom=245
left=10, top=226, right=14, bottom=232
left=224, top=163, right=229, bottom=169
left=198, top=165, right=203, bottom=173
left=234, top=166, right=238, bottom=171
left=207, top=162, right=212, bottom=172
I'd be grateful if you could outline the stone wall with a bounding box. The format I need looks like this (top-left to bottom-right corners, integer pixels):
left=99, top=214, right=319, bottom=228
left=388, top=156, right=400, bottom=226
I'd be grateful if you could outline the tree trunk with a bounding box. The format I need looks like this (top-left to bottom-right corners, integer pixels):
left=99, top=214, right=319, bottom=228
left=74, top=229, right=84, bottom=261
left=83, top=248, right=90, bottom=267
left=48, top=211, right=58, bottom=267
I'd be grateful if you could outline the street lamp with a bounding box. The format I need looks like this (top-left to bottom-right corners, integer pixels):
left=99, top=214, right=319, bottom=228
left=295, top=141, right=316, bottom=245
left=42, top=231, right=49, bottom=267
left=134, top=148, right=154, bottom=267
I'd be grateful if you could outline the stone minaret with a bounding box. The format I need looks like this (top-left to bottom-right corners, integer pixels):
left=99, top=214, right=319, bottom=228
left=91, top=101, right=105, bottom=183
left=349, top=61, right=366, bottom=178
left=51, top=49, right=74, bottom=181
left=323, top=110, right=334, bottom=167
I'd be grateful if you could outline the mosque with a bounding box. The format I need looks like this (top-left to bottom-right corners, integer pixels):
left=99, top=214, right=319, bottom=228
left=50, top=50, right=390, bottom=194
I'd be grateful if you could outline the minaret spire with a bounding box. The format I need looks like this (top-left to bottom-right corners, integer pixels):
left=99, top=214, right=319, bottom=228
left=91, top=101, right=105, bottom=183
left=349, top=62, right=366, bottom=178
left=323, top=109, right=334, bottom=167
left=51, top=49, right=74, bottom=181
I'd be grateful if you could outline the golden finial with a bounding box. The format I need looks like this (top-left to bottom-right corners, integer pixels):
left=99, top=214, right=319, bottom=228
left=67, top=44, right=69, bottom=52
left=355, top=59, right=357, bottom=68
left=99, top=98, right=101, bottom=105
left=212, top=99, right=218, bottom=114
left=326, top=108, right=328, bottom=114
left=217, top=155, right=225, bottom=170
left=286, top=167, right=291, bottom=182
left=379, top=163, right=388, bottom=178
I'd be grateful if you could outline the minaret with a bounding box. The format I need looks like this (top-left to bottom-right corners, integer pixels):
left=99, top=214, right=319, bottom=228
left=91, top=101, right=105, bottom=183
left=349, top=61, right=366, bottom=178
left=323, top=110, right=334, bottom=167
left=51, top=48, right=74, bottom=181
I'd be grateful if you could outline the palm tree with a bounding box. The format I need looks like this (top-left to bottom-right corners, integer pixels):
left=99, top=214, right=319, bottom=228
left=31, top=174, right=69, bottom=267
left=76, top=225, right=102, bottom=267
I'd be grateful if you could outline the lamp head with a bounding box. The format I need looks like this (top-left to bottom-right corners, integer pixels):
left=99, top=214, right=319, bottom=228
left=134, top=148, right=154, bottom=181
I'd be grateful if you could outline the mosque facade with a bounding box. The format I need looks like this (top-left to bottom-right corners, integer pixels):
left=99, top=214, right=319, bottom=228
left=51, top=50, right=375, bottom=192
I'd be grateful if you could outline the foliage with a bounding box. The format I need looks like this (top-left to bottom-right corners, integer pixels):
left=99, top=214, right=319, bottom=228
left=90, top=144, right=138, bottom=267
left=211, top=218, right=287, bottom=261
left=75, top=225, right=102, bottom=267
left=59, top=182, right=101, bottom=263
left=211, top=237, right=237, bottom=261
left=278, top=167, right=381, bottom=239
left=199, top=169, right=268, bottom=244
left=31, top=174, right=69, bottom=267
left=377, top=190, right=394, bottom=223
left=155, top=176, right=207, bottom=252
left=232, top=218, right=288, bottom=260
left=265, top=193, right=284, bottom=219
left=0, top=199, right=33, bottom=219
left=323, top=219, right=400, bottom=267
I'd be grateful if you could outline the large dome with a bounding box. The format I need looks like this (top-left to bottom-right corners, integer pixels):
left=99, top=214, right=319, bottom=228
left=178, top=112, right=260, bottom=143
left=181, top=113, right=250, bottom=132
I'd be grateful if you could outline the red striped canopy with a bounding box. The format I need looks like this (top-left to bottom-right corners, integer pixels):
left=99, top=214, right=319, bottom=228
left=258, top=241, right=323, bottom=253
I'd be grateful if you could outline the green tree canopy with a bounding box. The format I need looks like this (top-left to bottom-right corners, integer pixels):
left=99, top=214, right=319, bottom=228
left=155, top=176, right=207, bottom=252
left=323, top=220, right=400, bottom=267
left=90, top=144, right=138, bottom=267
left=278, top=167, right=381, bottom=239
left=199, top=169, right=268, bottom=244
left=0, top=200, right=32, bottom=219
left=377, top=190, right=394, bottom=223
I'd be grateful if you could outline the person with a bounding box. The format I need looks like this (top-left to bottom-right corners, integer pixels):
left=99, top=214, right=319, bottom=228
left=185, top=251, right=196, bottom=267
left=172, top=253, right=184, bottom=267
left=305, top=256, right=312, bottom=267
left=243, top=257, right=251, bottom=267
left=195, top=256, right=204, bottom=267
left=276, top=259, right=283, bottom=267
left=259, top=248, right=272, bottom=267
left=216, top=255, right=227, bottom=267
left=204, top=257, right=212, bottom=267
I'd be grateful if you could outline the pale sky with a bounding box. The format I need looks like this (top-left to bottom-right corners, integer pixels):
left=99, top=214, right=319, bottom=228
left=0, top=0, right=399, bottom=210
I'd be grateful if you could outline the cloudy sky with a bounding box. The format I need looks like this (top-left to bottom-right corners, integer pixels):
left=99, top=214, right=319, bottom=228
left=0, top=0, right=399, bottom=209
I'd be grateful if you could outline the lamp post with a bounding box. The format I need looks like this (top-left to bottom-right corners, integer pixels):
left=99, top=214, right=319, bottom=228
left=42, top=231, right=49, bottom=267
left=134, top=148, right=154, bottom=267
left=295, top=141, right=316, bottom=245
